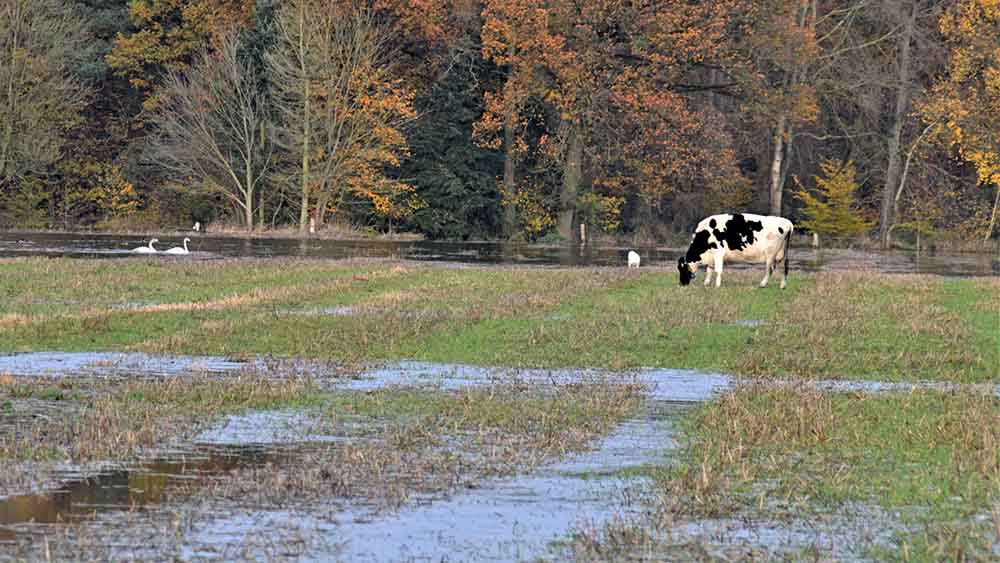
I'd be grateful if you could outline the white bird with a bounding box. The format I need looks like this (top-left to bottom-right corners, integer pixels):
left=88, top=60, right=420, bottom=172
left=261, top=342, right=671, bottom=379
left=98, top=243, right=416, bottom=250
left=627, top=250, right=640, bottom=269
left=192, top=221, right=200, bottom=232
left=131, top=239, right=159, bottom=254
left=164, top=237, right=191, bottom=255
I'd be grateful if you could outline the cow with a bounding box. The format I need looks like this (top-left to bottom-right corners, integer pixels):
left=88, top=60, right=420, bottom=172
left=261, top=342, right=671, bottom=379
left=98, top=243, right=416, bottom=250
left=677, top=213, right=793, bottom=288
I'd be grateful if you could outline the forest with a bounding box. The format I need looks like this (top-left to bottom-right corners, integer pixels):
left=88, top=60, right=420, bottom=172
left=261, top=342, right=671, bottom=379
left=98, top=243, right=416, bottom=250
left=0, top=0, right=997, bottom=247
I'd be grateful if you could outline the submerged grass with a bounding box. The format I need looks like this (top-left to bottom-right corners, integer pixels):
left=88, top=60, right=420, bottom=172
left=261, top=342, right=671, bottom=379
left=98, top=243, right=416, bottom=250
left=6, top=380, right=644, bottom=560
left=0, top=373, right=323, bottom=494
left=1, top=258, right=996, bottom=381
left=211, top=381, right=645, bottom=509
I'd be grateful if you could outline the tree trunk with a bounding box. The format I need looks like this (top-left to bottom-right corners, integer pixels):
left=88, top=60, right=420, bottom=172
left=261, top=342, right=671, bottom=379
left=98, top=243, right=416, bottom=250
left=244, top=197, right=254, bottom=232
left=769, top=112, right=787, bottom=216
left=987, top=185, right=1000, bottom=242
left=558, top=121, right=582, bottom=241
left=0, top=3, right=21, bottom=184
left=502, top=106, right=517, bottom=239
left=316, top=192, right=328, bottom=227
left=245, top=157, right=255, bottom=232
left=298, top=94, right=311, bottom=232
left=258, top=187, right=265, bottom=230
left=879, top=0, right=917, bottom=249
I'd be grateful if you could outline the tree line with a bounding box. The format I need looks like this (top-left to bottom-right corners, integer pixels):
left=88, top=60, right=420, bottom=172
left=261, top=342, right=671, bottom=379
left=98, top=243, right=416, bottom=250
left=0, top=0, right=997, bottom=246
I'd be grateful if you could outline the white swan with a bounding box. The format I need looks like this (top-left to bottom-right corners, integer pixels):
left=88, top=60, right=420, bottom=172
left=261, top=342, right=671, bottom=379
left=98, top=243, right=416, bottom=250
left=164, top=237, right=191, bottom=255
left=131, top=239, right=159, bottom=254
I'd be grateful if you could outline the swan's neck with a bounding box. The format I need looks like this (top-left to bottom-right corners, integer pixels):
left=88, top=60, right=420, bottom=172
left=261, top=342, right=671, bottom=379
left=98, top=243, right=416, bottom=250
left=183, top=240, right=188, bottom=251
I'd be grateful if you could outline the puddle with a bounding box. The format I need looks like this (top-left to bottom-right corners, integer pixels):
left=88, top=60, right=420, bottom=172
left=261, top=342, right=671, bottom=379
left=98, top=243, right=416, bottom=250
left=3, top=353, right=995, bottom=400
left=621, top=502, right=906, bottom=560
left=0, top=444, right=295, bottom=542
left=195, top=410, right=339, bottom=446
left=0, top=352, right=247, bottom=378
left=734, top=319, right=763, bottom=327
left=282, top=305, right=359, bottom=317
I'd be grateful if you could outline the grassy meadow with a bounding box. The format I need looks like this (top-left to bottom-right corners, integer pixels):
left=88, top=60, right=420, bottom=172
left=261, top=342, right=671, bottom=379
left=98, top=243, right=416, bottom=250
left=0, top=256, right=997, bottom=559
left=0, top=257, right=996, bottom=382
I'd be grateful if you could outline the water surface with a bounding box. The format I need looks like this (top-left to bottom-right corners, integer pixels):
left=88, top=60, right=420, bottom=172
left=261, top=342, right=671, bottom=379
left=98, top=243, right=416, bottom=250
left=2, top=232, right=996, bottom=275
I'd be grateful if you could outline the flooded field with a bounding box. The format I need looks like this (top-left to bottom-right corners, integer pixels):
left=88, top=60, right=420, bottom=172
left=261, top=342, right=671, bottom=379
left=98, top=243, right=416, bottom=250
left=1, top=353, right=996, bottom=560
left=1, top=231, right=997, bottom=275
left=0, top=256, right=995, bottom=560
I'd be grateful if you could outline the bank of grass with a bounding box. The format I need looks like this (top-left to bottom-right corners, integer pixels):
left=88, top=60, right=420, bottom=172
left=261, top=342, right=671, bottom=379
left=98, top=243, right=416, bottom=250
left=571, top=386, right=999, bottom=560
left=0, top=258, right=996, bottom=381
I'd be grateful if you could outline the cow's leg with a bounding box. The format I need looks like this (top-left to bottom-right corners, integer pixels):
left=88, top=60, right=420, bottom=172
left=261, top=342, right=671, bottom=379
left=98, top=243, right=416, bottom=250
left=714, top=254, right=725, bottom=288
left=778, top=256, right=788, bottom=289
left=703, top=264, right=714, bottom=287
left=760, top=257, right=773, bottom=288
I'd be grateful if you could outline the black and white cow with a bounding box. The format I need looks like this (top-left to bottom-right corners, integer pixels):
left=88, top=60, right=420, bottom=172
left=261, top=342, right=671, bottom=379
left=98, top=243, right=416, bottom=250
left=677, top=213, right=793, bottom=288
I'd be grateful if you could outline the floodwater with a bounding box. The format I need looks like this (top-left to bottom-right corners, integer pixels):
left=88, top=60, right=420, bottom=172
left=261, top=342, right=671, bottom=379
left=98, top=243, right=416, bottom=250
left=0, top=444, right=296, bottom=542
left=1, top=355, right=997, bottom=559
left=2, top=353, right=995, bottom=398
left=1, top=231, right=997, bottom=275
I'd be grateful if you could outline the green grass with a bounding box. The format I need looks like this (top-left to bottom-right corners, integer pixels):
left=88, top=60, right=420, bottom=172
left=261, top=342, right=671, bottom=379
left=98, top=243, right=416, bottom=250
left=408, top=270, right=801, bottom=369
left=1, top=258, right=996, bottom=381
left=731, top=272, right=1000, bottom=382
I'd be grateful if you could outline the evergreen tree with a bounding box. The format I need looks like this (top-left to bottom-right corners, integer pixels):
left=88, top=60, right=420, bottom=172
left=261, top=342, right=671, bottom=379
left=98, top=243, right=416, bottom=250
left=402, top=37, right=503, bottom=240
left=795, top=160, right=873, bottom=240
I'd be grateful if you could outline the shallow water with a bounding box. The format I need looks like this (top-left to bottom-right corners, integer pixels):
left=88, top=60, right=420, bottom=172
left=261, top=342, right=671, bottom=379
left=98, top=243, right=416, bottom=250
left=1, top=354, right=996, bottom=559
left=1, top=232, right=997, bottom=275
left=0, top=351, right=245, bottom=378
left=0, top=445, right=294, bottom=542
left=270, top=402, right=687, bottom=562
left=2, top=353, right=996, bottom=398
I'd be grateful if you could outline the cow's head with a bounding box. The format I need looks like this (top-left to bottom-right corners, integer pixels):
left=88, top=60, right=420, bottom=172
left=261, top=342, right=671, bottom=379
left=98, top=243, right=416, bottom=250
left=677, top=257, right=696, bottom=286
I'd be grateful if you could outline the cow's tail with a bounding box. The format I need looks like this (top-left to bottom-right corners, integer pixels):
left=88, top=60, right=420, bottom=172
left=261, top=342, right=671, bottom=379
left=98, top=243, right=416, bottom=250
left=783, top=224, right=793, bottom=278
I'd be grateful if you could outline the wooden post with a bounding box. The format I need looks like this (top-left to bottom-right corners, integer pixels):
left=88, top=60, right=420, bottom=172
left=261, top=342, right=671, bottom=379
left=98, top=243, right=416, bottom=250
left=579, top=223, right=586, bottom=245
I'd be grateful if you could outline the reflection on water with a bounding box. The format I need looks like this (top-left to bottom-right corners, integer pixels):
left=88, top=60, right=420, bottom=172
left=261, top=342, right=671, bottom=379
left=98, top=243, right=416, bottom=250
left=1, top=232, right=997, bottom=275
left=0, top=445, right=290, bottom=541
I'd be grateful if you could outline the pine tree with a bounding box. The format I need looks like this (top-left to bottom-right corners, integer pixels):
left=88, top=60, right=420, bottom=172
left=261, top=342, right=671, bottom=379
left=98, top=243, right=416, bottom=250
left=402, top=37, right=504, bottom=240
left=794, top=160, right=873, bottom=240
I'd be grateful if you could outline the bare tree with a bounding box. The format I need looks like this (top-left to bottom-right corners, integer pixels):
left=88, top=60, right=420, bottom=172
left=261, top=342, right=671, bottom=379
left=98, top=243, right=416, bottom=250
left=0, top=0, right=89, bottom=187
left=146, top=29, right=272, bottom=231
left=268, top=0, right=415, bottom=230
